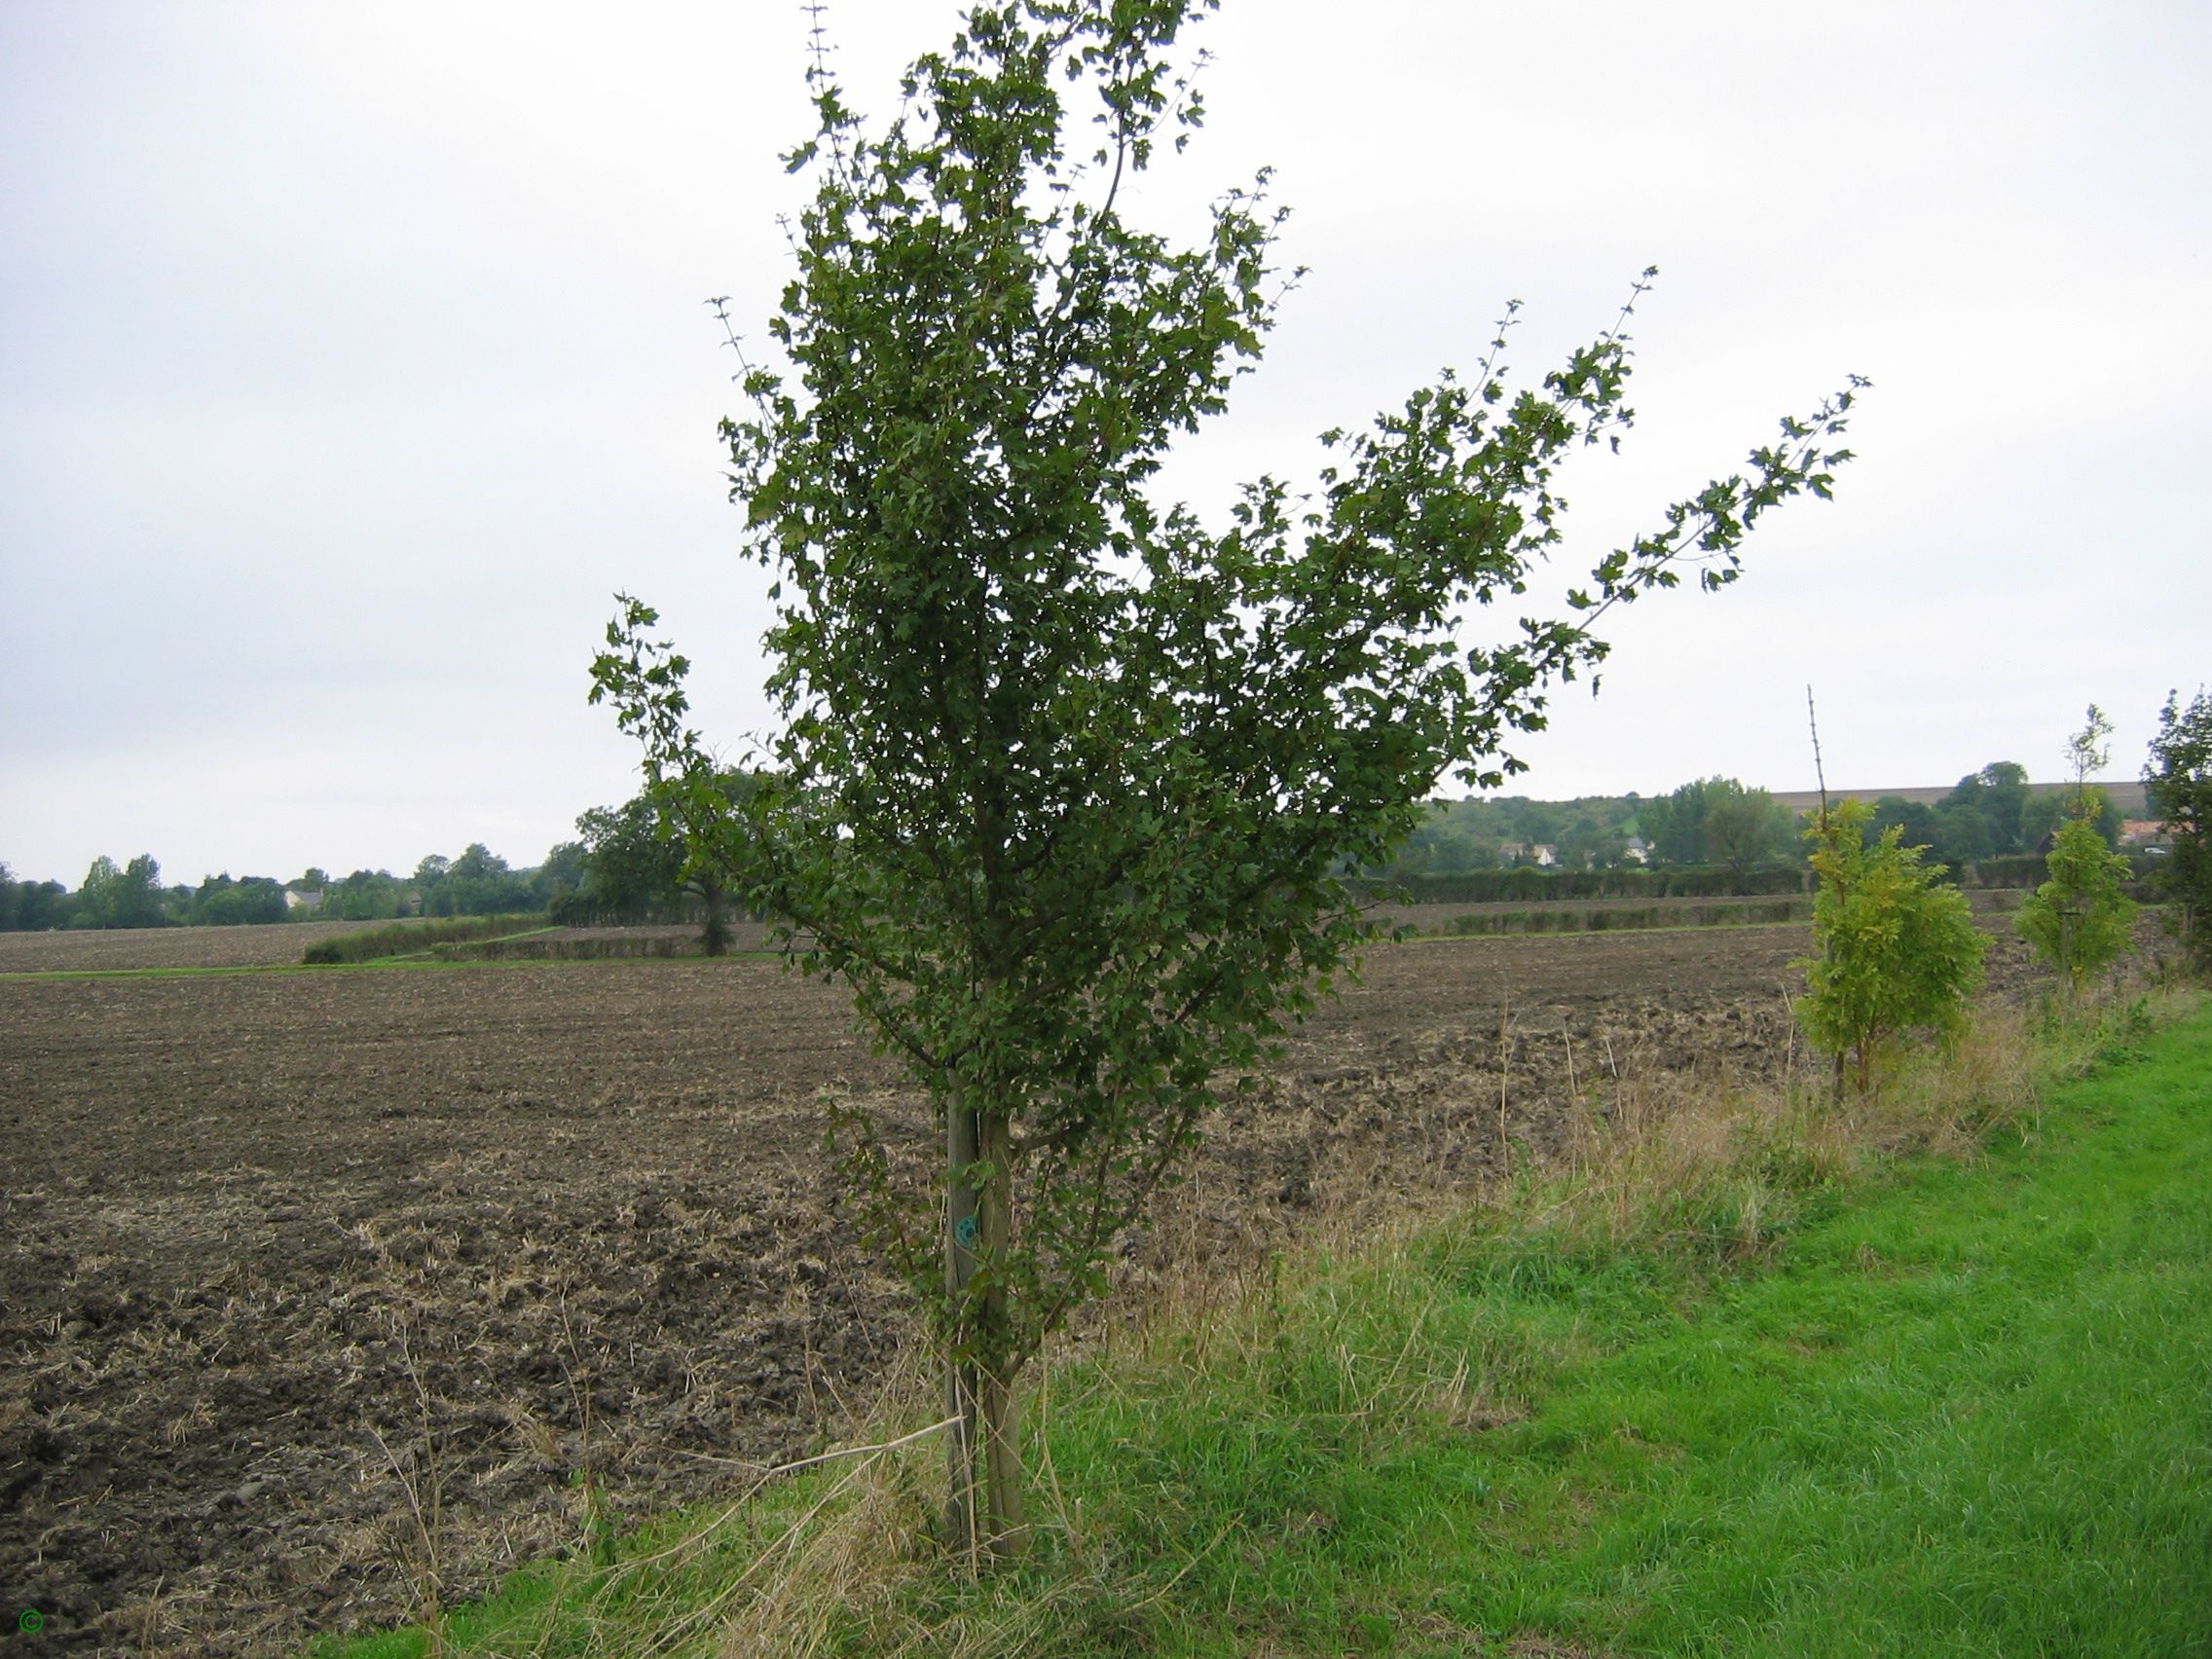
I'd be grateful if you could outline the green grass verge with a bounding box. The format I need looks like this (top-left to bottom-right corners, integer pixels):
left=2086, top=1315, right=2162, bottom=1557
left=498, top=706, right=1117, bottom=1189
left=317, top=994, right=2212, bottom=1658
left=301, top=914, right=556, bottom=965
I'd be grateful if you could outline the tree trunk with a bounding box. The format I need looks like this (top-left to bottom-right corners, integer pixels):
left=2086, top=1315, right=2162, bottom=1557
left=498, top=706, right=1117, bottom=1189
left=941, top=1100, right=1028, bottom=1560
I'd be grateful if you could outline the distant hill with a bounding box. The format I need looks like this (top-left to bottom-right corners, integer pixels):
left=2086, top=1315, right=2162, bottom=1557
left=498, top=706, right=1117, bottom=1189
left=1767, top=780, right=2148, bottom=815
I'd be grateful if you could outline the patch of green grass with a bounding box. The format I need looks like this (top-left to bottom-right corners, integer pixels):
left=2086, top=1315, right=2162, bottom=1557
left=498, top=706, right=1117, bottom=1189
left=317, top=994, right=2212, bottom=1658
left=301, top=914, right=558, bottom=965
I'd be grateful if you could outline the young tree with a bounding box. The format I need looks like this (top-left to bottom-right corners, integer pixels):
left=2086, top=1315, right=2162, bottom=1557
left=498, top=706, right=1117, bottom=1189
left=1799, top=799, right=1986, bottom=1095
left=2144, top=686, right=2212, bottom=970
left=2016, top=820, right=2137, bottom=996
left=2062, top=703, right=2115, bottom=818
left=2015, top=705, right=2136, bottom=995
left=595, top=0, right=1862, bottom=1555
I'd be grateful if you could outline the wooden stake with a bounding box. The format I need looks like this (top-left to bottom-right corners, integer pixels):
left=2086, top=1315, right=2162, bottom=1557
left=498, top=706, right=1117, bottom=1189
left=943, top=1100, right=980, bottom=1558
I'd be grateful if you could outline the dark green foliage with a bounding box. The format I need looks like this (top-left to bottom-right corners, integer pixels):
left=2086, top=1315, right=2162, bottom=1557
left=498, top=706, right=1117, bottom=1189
left=1927, top=760, right=2031, bottom=864
left=2018, top=783, right=2120, bottom=852
left=571, top=796, right=687, bottom=923
left=73, top=854, right=167, bottom=929
left=424, top=843, right=537, bottom=917
left=0, top=863, right=69, bottom=931
left=323, top=868, right=412, bottom=921
left=1637, top=776, right=1796, bottom=869
left=594, top=0, right=1861, bottom=1550
left=1860, top=767, right=2111, bottom=871
left=565, top=774, right=758, bottom=951
left=2144, top=686, right=2212, bottom=970
left=1867, top=792, right=1940, bottom=852
left=187, top=872, right=290, bottom=926
left=537, top=840, right=589, bottom=904
left=3, top=848, right=577, bottom=933
left=1702, top=783, right=1796, bottom=875
left=401, top=843, right=573, bottom=919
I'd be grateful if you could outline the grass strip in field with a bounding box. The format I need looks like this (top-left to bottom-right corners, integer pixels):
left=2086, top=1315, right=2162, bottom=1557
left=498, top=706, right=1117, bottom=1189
left=1430, top=896, right=1814, bottom=936
left=317, top=994, right=2212, bottom=1659
left=300, top=913, right=556, bottom=965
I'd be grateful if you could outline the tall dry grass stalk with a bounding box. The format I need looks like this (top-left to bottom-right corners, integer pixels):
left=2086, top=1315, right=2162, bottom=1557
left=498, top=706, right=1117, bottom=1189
left=370, top=1309, right=448, bottom=1656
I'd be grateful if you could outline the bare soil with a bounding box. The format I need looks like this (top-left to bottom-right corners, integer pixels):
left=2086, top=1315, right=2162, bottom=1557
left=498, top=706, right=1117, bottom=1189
left=0, top=921, right=391, bottom=975
left=0, top=917, right=2108, bottom=1653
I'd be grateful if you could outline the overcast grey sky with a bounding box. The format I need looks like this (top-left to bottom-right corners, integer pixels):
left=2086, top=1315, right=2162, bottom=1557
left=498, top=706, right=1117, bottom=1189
left=3, top=1, right=2206, bottom=887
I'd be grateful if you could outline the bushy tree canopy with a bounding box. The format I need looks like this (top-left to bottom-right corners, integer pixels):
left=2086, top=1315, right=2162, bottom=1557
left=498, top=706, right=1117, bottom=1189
left=2145, top=686, right=2212, bottom=969
left=2017, top=704, right=2137, bottom=995
left=1799, top=799, right=1986, bottom=1093
left=596, top=0, right=1862, bottom=1552
left=2017, top=815, right=2137, bottom=995
left=75, top=854, right=166, bottom=930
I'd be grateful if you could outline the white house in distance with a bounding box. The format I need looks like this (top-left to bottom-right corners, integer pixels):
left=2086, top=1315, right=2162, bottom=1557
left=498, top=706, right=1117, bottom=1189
left=284, top=887, right=323, bottom=913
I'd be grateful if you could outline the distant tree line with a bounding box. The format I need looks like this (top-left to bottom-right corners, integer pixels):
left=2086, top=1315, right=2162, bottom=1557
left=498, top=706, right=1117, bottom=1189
left=1380, top=777, right=1807, bottom=881
left=0, top=773, right=747, bottom=935
left=0, top=745, right=2172, bottom=934
left=0, top=842, right=590, bottom=932
left=1370, top=758, right=2132, bottom=895
left=1862, top=762, right=2122, bottom=866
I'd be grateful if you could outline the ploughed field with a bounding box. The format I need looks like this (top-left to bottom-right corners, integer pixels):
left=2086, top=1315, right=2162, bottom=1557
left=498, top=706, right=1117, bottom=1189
left=0, top=917, right=2066, bottom=1654
left=0, top=919, right=392, bottom=974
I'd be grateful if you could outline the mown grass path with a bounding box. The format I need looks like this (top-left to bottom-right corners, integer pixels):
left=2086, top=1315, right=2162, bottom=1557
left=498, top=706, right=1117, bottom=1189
left=1070, top=1007, right=2212, bottom=1657
left=1466, top=1014, right=2212, bottom=1656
